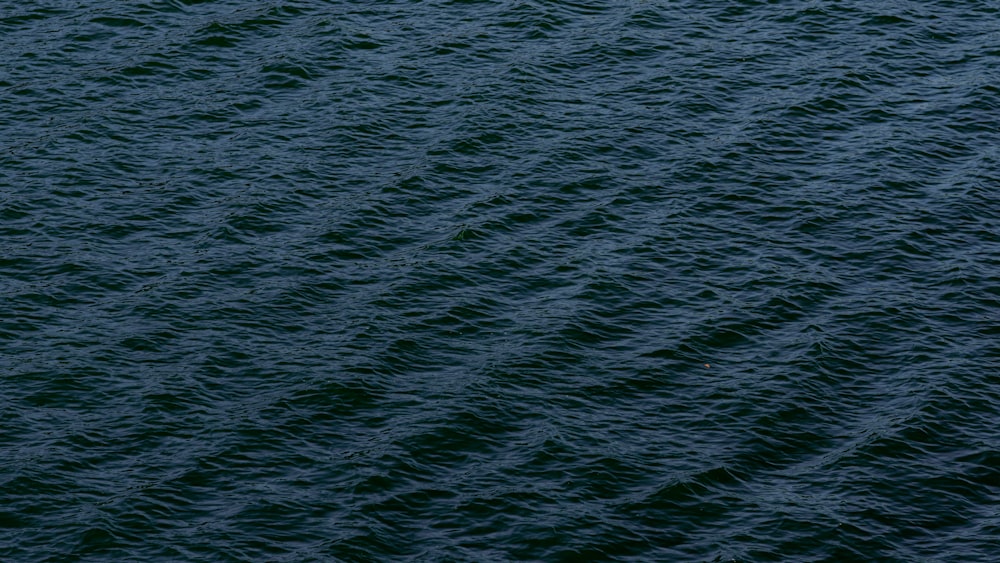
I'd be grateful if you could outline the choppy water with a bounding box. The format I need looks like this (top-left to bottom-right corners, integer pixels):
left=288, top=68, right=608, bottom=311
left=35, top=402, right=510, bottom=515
left=2, top=0, right=999, bottom=560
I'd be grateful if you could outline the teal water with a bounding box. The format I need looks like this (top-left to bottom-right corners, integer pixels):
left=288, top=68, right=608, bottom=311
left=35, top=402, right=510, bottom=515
left=2, top=1, right=999, bottom=560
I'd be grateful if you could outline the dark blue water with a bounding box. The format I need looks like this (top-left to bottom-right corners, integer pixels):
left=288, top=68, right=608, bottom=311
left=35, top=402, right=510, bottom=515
left=2, top=1, right=999, bottom=560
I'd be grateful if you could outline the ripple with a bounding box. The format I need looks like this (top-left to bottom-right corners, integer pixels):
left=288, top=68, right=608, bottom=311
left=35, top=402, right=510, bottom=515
left=2, top=0, right=999, bottom=560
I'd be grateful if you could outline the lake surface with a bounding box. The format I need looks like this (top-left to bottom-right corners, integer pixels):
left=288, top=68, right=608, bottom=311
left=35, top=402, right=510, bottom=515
left=2, top=0, right=999, bottom=560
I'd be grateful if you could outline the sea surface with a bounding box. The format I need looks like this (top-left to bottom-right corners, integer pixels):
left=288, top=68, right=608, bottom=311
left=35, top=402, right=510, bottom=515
left=2, top=0, right=999, bottom=561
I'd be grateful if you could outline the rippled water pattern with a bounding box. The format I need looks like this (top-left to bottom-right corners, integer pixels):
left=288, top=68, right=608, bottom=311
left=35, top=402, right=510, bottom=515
left=3, top=0, right=999, bottom=560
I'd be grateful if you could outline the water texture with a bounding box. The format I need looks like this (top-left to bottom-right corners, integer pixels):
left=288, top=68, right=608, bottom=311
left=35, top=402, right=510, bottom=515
left=2, top=0, right=999, bottom=560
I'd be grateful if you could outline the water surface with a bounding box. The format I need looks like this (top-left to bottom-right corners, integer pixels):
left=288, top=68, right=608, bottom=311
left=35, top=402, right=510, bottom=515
left=2, top=1, right=999, bottom=560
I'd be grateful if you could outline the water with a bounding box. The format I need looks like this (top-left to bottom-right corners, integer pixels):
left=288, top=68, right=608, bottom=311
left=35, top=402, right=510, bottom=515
left=2, top=1, right=999, bottom=560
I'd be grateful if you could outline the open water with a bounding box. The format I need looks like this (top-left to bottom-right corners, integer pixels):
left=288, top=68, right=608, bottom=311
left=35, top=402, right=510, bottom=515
left=2, top=0, right=999, bottom=561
